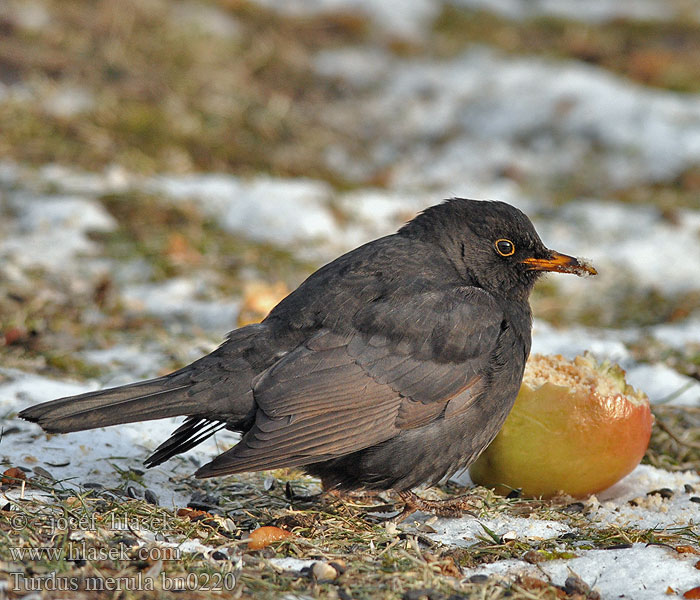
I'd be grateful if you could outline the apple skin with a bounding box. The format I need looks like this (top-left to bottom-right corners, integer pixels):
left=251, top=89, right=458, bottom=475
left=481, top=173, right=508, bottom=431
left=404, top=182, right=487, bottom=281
left=470, top=363, right=653, bottom=499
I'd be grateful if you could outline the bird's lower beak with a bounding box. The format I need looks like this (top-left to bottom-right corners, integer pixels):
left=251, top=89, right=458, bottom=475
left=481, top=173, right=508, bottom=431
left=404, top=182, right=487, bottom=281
left=521, top=252, right=597, bottom=277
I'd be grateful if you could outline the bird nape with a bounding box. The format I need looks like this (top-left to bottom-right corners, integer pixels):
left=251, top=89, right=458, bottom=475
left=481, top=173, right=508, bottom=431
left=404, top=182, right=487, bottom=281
left=20, top=198, right=596, bottom=518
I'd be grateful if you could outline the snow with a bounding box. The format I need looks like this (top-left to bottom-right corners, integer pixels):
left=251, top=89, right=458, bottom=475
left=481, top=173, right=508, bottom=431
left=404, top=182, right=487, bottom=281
left=593, top=465, right=700, bottom=529
left=625, top=364, right=700, bottom=406
left=463, top=544, right=700, bottom=600
left=251, top=0, right=439, bottom=38
left=451, top=0, right=678, bottom=23
left=149, top=174, right=337, bottom=246
left=425, top=515, right=572, bottom=548
left=315, top=47, right=700, bottom=192
left=0, top=193, right=116, bottom=273
left=0, top=368, right=240, bottom=508
left=531, top=321, right=633, bottom=365
left=42, top=86, right=95, bottom=118
left=269, top=557, right=316, bottom=573
left=11, top=194, right=116, bottom=234
left=37, top=163, right=132, bottom=196
left=81, top=345, right=171, bottom=383
left=170, top=2, right=241, bottom=39
left=121, top=278, right=241, bottom=333
left=451, top=465, right=700, bottom=598
left=643, top=318, right=700, bottom=350
left=251, top=0, right=697, bottom=35
left=537, top=202, right=700, bottom=294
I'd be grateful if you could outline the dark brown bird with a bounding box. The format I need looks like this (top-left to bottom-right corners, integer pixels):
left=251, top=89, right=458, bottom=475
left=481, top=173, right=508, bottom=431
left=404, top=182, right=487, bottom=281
left=20, top=199, right=595, bottom=513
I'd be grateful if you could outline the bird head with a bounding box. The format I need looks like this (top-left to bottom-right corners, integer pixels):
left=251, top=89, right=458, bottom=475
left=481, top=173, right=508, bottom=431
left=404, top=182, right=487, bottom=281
left=400, top=198, right=596, bottom=298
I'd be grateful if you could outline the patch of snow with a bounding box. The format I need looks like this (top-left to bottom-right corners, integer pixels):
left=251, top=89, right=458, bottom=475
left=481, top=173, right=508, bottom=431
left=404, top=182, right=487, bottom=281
left=593, top=464, right=700, bottom=528
left=171, top=2, right=241, bottom=38
left=82, top=345, right=171, bottom=381
left=451, top=0, right=677, bottom=23
left=0, top=161, right=20, bottom=186
left=426, top=515, right=571, bottom=548
left=37, top=164, right=133, bottom=196
left=334, top=189, right=432, bottom=248
left=626, top=363, right=700, bottom=406
left=42, top=86, right=95, bottom=118
left=268, top=557, right=316, bottom=572
left=316, top=47, right=700, bottom=192
left=150, top=174, right=337, bottom=246
left=121, top=278, right=240, bottom=333
left=531, top=321, right=632, bottom=366
left=0, top=369, right=238, bottom=508
left=4, top=0, right=51, bottom=32
left=643, top=318, right=700, bottom=350
left=314, top=47, right=395, bottom=89
left=537, top=201, right=700, bottom=295
left=10, top=194, right=116, bottom=234
left=463, top=544, right=700, bottom=600
left=252, top=0, right=438, bottom=38
left=0, top=368, right=100, bottom=406
left=0, top=193, right=116, bottom=273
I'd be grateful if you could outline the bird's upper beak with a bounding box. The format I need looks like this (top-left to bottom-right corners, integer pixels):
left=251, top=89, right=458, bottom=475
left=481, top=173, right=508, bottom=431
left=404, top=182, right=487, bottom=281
left=521, top=251, right=597, bottom=277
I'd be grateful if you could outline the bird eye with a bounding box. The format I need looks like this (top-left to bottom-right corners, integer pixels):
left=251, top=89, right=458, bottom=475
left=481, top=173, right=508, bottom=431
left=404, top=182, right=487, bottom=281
left=495, top=239, right=515, bottom=257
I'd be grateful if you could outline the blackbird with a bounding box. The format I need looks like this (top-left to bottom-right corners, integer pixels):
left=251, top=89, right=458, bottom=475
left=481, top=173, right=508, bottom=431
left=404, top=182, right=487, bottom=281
left=20, top=199, right=595, bottom=514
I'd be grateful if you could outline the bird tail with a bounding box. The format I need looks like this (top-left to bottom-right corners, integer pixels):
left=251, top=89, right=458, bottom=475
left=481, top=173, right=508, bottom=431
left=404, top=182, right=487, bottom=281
left=18, top=376, right=201, bottom=434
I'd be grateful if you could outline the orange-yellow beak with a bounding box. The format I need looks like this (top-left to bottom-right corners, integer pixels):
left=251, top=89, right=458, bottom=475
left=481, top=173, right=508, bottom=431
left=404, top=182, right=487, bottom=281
left=521, top=252, right=597, bottom=277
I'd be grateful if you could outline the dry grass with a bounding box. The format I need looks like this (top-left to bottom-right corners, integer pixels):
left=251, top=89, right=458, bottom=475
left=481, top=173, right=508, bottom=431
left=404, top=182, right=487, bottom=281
left=0, top=0, right=366, bottom=180
left=4, top=468, right=692, bottom=599
left=433, top=6, right=700, bottom=93
left=647, top=405, right=700, bottom=472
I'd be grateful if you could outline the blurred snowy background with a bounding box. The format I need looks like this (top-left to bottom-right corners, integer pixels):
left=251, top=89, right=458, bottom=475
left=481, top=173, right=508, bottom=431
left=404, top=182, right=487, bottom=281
left=1, top=1, right=700, bottom=598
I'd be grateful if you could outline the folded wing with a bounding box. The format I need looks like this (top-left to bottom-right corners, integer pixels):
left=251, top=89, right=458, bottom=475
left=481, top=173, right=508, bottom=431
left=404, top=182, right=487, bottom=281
left=196, top=286, right=502, bottom=477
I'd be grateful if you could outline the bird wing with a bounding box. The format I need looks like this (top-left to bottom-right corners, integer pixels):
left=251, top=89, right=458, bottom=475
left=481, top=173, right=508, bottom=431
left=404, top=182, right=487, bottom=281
left=195, top=286, right=504, bottom=477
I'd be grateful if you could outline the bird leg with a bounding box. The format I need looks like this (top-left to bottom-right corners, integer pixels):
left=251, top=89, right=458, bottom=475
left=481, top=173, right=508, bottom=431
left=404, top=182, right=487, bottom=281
left=395, top=490, right=482, bottom=522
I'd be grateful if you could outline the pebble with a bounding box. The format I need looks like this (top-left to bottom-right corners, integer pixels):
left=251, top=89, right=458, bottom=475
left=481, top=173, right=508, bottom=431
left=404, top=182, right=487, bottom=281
left=32, top=466, right=54, bottom=480
left=188, top=491, right=220, bottom=511
left=144, top=489, right=159, bottom=505
left=313, top=561, right=339, bottom=581
left=402, top=589, right=446, bottom=600
left=126, top=485, right=141, bottom=499
left=562, top=502, right=585, bottom=513
left=647, top=488, right=674, bottom=499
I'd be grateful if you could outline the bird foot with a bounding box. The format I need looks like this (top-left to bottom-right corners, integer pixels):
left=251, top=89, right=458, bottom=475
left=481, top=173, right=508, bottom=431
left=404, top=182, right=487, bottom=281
left=324, top=488, right=383, bottom=501
left=395, top=490, right=482, bottom=522
left=324, top=488, right=398, bottom=515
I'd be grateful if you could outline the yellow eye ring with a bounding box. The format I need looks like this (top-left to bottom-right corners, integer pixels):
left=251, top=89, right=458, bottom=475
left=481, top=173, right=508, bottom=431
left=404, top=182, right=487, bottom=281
left=495, top=239, right=515, bottom=257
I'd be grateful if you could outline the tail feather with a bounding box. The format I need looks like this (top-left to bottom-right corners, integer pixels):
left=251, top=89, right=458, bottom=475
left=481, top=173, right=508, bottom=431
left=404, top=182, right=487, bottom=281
left=19, top=322, right=278, bottom=466
left=144, top=417, right=226, bottom=467
left=18, top=376, right=199, bottom=433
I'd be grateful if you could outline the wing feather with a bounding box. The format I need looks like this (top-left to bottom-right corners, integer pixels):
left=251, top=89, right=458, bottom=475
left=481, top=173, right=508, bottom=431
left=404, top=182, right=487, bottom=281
left=195, top=288, right=504, bottom=478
